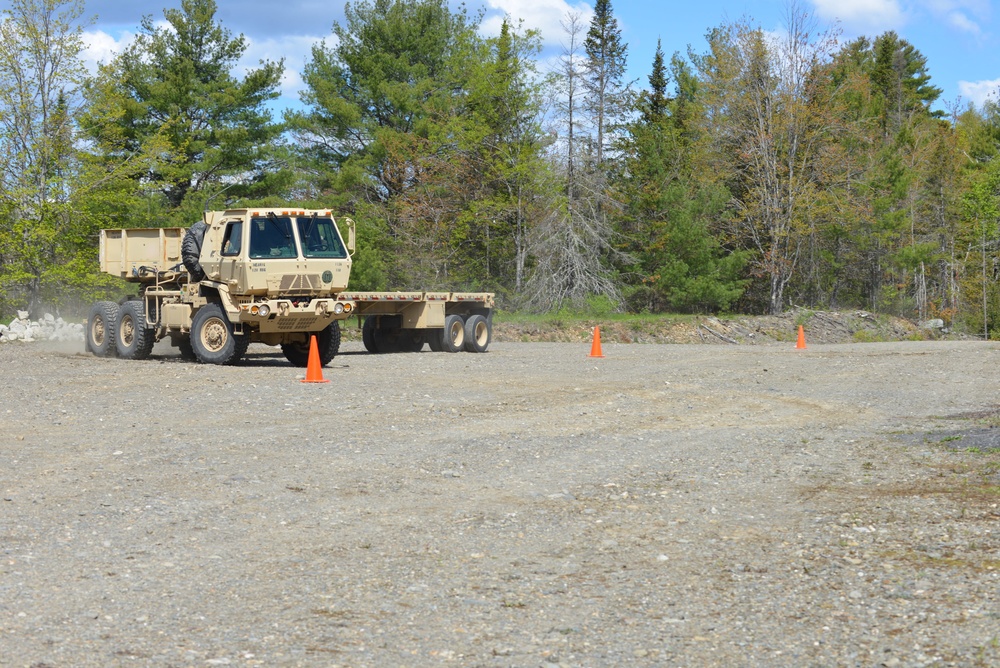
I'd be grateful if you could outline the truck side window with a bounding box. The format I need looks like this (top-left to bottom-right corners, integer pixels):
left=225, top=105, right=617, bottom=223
left=221, top=221, right=242, bottom=256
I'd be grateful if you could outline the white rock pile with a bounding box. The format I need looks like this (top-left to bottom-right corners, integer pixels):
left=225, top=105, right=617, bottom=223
left=0, top=310, right=84, bottom=343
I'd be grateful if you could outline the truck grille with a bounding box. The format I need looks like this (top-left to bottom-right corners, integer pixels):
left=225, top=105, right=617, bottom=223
left=277, top=317, right=317, bottom=331
left=279, top=274, right=321, bottom=292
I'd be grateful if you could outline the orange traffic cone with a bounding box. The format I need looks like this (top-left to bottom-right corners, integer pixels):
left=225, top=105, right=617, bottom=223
left=301, top=334, right=330, bottom=383
left=795, top=325, right=807, bottom=349
left=589, top=326, right=605, bottom=358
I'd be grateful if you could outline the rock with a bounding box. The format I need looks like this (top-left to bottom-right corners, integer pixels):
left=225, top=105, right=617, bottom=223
left=920, top=319, right=944, bottom=330
left=1, top=311, right=84, bottom=344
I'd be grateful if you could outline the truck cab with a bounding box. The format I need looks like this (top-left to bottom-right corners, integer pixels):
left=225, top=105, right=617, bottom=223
left=200, top=209, right=354, bottom=297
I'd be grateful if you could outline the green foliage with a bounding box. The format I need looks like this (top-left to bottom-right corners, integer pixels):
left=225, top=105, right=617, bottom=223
left=291, top=2, right=549, bottom=296
left=3, top=0, right=998, bottom=328
left=616, top=41, right=746, bottom=315
left=81, top=0, right=285, bottom=224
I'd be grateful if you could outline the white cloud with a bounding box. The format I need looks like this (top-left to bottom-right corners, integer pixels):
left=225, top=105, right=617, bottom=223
left=81, top=29, right=135, bottom=72
left=480, top=0, right=594, bottom=45
left=82, top=28, right=323, bottom=105
left=958, top=78, right=1000, bottom=107
left=922, top=0, right=991, bottom=35
left=922, top=0, right=990, bottom=18
left=242, top=33, right=326, bottom=102
left=947, top=11, right=981, bottom=34
left=810, top=0, right=905, bottom=30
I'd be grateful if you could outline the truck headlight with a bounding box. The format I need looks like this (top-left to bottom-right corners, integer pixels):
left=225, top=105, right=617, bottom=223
left=333, top=302, right=345, bottom=315
left=258, top=304, right=270, bottom=317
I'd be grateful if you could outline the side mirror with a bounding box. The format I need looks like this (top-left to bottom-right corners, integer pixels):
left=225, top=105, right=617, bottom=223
left=342, top=217, right=356, bottom=255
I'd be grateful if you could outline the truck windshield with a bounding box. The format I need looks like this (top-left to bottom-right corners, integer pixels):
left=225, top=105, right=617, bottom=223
left=297, top=217, right=348, bottom=259
left=249, top=217, right=296, bottom=259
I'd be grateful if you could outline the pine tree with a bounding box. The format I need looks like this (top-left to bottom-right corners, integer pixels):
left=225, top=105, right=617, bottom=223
left=82, top=0, right=284, bottom=222
left=583, top=0, right=629, bottom=166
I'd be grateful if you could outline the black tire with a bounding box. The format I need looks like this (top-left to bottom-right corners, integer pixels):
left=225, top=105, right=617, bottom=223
left=176, top=336, right=197, bottom=360
left=442, top=314, right=465, bottom=353
left=190, top=303, right=247, bottom=365
left=362, top=316, right=379, bottom=353
left=401, top=330, right=424, bottom=352
left=372, top=322, right=420, bottom=353
left=463, top=314, right=490, bottom=353
left=86, top=301, right=120, bottom=358
left=182, top=220, right=208, bottom=282
left=281, top=321, right=342, bottom=367
left=116, top=300, right=155, bottom=360
left=427, top=328, right=444, bottom=352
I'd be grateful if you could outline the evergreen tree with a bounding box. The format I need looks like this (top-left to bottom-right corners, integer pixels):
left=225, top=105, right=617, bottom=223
left=639, top=39, right=668, bottom=124
left=82, top=0, right=284, bottom=223
left=583, top=0, right=629, bottom=166
left=619, top=42, right=745, bottom=313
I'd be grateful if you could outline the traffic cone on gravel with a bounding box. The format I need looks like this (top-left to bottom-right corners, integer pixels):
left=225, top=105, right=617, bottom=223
left=796, top=325, right=807, bottom=349
left=589, top=326, right=605, bottom=358
left=301, top=334, right=330, bottom=383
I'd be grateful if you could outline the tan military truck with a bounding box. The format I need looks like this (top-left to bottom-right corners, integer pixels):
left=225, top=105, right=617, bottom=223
left=85, top=207, right=494, bottom=365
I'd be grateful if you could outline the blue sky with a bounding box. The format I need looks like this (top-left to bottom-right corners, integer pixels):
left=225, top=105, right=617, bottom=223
left=79, top=0, right=999, bottom=114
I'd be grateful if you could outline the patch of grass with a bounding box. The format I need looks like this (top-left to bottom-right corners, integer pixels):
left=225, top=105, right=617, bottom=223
left=878, top=549, right=1000, bottom=572
left=853, top=329, right=886, bottom=343
left=493, top=308, right=695, bottom=327
left=794, top=309, right=815, bottom=327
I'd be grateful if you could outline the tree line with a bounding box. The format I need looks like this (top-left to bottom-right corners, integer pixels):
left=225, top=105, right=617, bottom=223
left=2, top=0, right=1000, bottom=334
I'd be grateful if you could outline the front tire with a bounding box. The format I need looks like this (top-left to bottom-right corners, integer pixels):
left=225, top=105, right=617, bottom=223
left=190, top=303, right=248, bottom=365
left=116, top=300, right=155, bottom=360
left=86, top=301, right=120, bottom=358
left=281, top=321, right=342, bottom=367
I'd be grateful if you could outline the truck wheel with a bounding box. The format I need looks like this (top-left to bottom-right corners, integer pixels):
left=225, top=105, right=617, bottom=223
left=191, top=303, right=247, bottom=365
left=175, top=336, right=196, bottom=360
left=181, top=220, right=207, bottom=282
left=426, top=329, right=444, bottom=352
left=86, top=301, right=120, bottom=358
left=362, top=316, right=379, bottom=353
left=442, top=314, right=465, bottom=353
left=281, top=321, right=342, bottom=367
left=116, top=300, right=155, bottom=360
left=463, top=314, right=490, bottom=353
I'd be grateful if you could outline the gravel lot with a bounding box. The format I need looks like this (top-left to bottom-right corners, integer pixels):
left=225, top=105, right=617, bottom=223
left=1, top=338, right=999, bottom=667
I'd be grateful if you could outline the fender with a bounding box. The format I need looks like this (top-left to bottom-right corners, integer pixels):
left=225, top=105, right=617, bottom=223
left=199, top=280, right=241, bottom=320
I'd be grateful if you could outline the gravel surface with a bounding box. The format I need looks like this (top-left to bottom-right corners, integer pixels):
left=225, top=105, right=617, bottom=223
left=1, top=339, right=999, bottom=667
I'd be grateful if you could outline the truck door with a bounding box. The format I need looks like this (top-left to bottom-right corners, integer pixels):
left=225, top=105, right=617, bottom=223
left=219, top=220, right=244, bottom=287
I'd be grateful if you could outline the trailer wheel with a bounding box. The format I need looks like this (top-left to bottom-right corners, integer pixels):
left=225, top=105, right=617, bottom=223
left=362, top=316, right=379, bottom=353
left=281, top=321, right=342, bottom=367
left=191, top=303, right=247, bottom=365
left=86, top=301, right=120, bottom=358
left=442, top=314, right=465, bottom=353
left=116, top=300, right=155, bottom=360
left=463, top=314, right=490, bottom=353
left=427, top=329, right=444, bottom=352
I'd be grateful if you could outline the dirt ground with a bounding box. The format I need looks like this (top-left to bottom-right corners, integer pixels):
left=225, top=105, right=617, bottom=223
left=1, top=334, right=998, bottom=667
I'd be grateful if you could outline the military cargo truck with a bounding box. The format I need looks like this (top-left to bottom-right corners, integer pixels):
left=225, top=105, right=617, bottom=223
left=86, top=208, right=494, bottom=365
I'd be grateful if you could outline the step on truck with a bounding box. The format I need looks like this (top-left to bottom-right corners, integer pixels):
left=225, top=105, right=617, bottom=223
left=86, top=207, right=494, bottom=365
